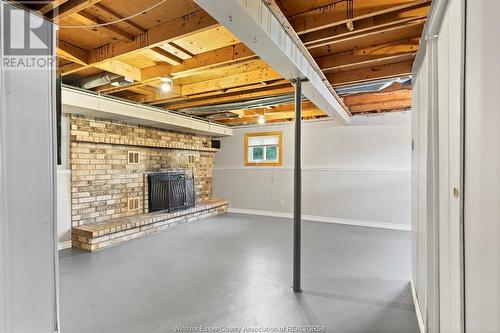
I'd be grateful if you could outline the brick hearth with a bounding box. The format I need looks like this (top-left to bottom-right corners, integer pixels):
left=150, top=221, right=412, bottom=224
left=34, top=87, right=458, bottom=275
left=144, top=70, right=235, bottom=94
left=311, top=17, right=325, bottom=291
left=72, top=199, right=228, bottom=251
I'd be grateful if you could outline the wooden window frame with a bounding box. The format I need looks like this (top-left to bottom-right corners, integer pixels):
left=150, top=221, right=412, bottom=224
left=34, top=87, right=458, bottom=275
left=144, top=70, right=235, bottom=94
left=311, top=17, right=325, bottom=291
left=244, top=131, right=282, bottom=167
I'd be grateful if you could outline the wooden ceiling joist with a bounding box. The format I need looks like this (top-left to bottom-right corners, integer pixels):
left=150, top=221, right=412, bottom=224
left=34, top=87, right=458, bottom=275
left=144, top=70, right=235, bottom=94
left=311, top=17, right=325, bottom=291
left=136, top=43, right=257, bottom=82
left=92, top=3, right=146, bottom=34
left=301, top=3, right=430, bottom=46
left=218, top=109, right=326, bottom=125
left=157, top=82, right=293, bottom=108
left=180, top=67, right=281, bottom=96
left=293, top=0, right=429, bottom=34
left=87, top=11, right=219, bottom=65
left=243, top=101, right=318, bottom=116
left=307, top=18, right=426, bottom=50
left=168, top=42, right=195, bottom=58
left=316, top=38, right=419, bottom=72
left=57, top=40, right=89, bottom=65
left=47, top=0, right=102, bottom=21
left=349, top=98, right=412, bottom=113
left=328, top=60, right=414, bottom=86
left=150, top=47, right=184, bottom=65
left=94, top=59, right=142, bottom=81
left=71, top=11, right=134, bottom=42
left=39, top=0, right=68, bottom=15
left=342, top=89, right=412, bottom=106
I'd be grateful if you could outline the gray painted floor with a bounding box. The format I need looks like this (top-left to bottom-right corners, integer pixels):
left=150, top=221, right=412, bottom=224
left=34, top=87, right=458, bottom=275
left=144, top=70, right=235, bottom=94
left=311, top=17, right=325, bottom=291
left=59, top=213, right=418, bottom=333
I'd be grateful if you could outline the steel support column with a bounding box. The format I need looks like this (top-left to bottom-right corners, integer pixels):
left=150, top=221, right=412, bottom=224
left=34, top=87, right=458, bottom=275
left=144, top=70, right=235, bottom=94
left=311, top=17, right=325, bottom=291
left=293, top=78, right=303, bottom=293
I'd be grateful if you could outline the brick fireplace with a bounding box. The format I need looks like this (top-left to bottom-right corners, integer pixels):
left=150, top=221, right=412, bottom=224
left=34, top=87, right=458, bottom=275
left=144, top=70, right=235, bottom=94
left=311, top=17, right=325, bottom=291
left=69, top=115, right=227, bottom=250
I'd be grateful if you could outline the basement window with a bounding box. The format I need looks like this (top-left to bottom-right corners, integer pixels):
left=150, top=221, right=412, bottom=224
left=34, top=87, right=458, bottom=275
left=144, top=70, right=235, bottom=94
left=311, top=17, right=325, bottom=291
left=244, top=131, right=282, bottom=167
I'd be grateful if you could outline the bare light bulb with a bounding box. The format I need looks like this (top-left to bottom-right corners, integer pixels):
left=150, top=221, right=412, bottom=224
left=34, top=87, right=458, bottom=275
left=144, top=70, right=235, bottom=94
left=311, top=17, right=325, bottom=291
left=160, top=82, right=171, bottom=92
left=257, top=115, right=266, bottom=124
left=160, top=75, right=173, bottom=92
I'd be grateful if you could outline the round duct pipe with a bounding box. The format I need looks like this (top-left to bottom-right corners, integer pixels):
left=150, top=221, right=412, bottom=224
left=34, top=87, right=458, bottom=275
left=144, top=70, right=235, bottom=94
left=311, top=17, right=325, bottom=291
left=78, top=73, right=122, bottom=90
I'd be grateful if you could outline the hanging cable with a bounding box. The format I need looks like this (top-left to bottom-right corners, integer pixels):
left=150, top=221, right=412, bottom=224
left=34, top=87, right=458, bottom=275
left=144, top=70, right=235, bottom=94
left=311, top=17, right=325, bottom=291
left=57, top=0, right=167, bottom=29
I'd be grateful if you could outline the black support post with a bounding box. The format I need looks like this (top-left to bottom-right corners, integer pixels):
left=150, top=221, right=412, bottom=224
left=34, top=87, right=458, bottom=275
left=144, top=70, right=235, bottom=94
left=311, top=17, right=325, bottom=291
left=293, top=78, right=302, bottom=293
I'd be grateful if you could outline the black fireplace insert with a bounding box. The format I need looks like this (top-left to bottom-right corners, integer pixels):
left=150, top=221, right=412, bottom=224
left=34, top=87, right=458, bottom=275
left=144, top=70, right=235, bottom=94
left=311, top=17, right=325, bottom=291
left=148, top=170, right=195, bottom=213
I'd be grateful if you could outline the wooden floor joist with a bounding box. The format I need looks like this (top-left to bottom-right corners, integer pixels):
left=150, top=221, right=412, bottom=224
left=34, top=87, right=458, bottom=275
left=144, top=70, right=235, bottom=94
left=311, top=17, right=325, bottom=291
left=328, top=60, right=414, bottom=86
left=349, top=98, right=412, bottom=113
left=292, top=0, right=429, bottom=35
left=301, top=3, right=430, bottom=46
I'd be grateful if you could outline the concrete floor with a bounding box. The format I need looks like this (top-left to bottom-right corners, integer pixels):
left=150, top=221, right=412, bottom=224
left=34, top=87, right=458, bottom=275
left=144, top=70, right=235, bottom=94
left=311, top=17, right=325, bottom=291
left=59, top=213, right=419, bottom=333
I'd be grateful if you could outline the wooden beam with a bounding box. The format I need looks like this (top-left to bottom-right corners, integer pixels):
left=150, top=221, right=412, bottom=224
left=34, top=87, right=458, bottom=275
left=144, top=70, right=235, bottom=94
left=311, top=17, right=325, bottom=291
left=87, top=11, right=218, bottom=64
left=92, top=3, right=145, bottom=33
left=307, top=18, right=426, bottom=50
left=142, top=43, right=256, bottom=81
left=316, top=38, right=420, bottom=71
left=39, top=0, right=68, bottom=15
left=127, top=85, right=182, bottom=103
left=94, top=59, right=142, bottom=81
left=180, top=67, right=282, bottom=96
left=47, top=0, right=102, bottom=21
left=96, top=80, right=156, bottom=94
left=316, top=38, right=419, bottom=72
left=164, top=84, right=293, bottom=109
left=218, top=109, right=326, bottom=125
left=57, top=62, right=84, bottom=75
left=168, top=42, right=195, bottom=58
left=322, top=53, right=416, bottom=73
left=293, top=0, right=429, bottom=34
left=349, top=98, right=412, bottom=112
left=150, top=47, right=184, bottom=65
left=301, top=3, right=430, bottom=46
left=57, top=40, right=89, bottom=65
left=342, top=89, right=412, bottom=106
left=241, top=101, right=318, bottom=116
left=328, top=60, right=414, bottom=86
left=72, top=11, right=134, bottom=41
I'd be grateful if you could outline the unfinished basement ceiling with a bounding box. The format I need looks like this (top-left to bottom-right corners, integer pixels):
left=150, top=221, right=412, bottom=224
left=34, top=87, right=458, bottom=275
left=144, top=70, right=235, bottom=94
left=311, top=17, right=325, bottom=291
left=23, top=0, right=430, bottom=126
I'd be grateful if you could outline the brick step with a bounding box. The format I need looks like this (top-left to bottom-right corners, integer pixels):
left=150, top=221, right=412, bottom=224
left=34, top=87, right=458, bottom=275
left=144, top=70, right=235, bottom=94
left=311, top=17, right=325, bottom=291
left=72, top=199, right=228, bottom=251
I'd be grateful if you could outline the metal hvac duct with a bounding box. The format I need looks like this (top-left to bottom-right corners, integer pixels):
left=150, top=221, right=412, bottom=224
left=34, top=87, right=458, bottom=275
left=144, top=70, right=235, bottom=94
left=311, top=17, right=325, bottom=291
left=78, top=73, right=122, bottom=90
left=335, top=76, right=412, bottom=96
left=178, top=94, right=307, bottom=114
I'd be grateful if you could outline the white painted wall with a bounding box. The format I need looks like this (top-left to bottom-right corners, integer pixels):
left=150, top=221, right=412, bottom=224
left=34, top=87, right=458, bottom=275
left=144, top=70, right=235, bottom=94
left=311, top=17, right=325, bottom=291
left=464, top=1, right=500, bottom=331
left=0, top=4, right=59, bottom=332
left=411, top=0, right=466, bottom=331
left=214, top=112, right=411, bottom=229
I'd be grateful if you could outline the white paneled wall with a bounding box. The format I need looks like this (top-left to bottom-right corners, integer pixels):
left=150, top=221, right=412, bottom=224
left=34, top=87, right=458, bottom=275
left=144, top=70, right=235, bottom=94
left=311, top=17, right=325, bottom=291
left=214, top=113, right=411, bottom=230
left=0, top=4, right=59, bottom=332
left=464, top=1, right=500, bottom=332
left=411, top=0, right=465, bottom=331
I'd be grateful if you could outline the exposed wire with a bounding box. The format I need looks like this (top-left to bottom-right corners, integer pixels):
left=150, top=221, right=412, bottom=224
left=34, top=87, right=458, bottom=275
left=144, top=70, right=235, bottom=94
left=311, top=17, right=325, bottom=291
left=57, top=0, right=167, bottom=29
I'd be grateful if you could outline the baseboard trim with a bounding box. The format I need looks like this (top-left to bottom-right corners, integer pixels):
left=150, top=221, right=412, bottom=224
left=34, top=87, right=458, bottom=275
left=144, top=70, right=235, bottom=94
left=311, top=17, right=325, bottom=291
left=227, top=208, right=411, bottom=231
left=58, top=240, right=72, bottom=251
left=411, top=279, right=426, bottom=333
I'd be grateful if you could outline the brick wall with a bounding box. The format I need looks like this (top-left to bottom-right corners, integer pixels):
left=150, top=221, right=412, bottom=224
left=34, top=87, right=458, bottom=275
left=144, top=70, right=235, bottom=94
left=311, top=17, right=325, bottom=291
left=70, top=115, right=217, bottom=227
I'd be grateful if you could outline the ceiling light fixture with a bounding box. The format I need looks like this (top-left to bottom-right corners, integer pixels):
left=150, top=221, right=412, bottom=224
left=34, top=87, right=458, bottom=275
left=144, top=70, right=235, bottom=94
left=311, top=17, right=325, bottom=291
left=160, top=75, right=173, bottom=92
left=257, top=115, right=266, bottom=125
